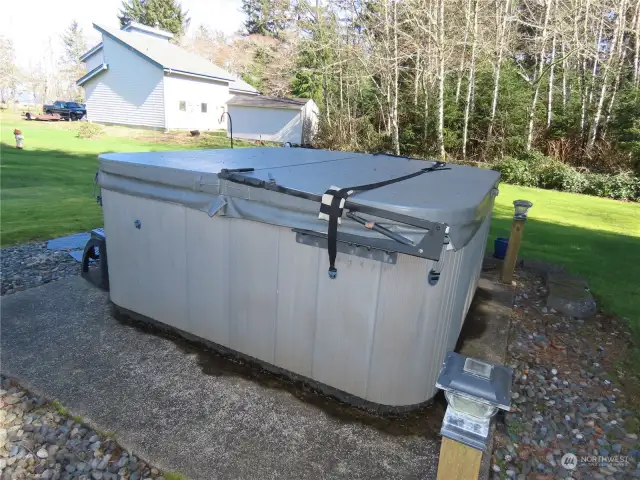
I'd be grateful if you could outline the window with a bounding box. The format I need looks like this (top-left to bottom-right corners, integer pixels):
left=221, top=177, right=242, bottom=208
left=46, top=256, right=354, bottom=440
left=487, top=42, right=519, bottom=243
left=201, top=103, right=208, bottom=113
left=179, top=101, right=186, bottom=111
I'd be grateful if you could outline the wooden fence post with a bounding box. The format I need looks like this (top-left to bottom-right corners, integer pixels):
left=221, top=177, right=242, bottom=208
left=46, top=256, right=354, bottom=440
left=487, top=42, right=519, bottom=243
left=435, top=352, right=514, bottom=480
left=437, top=437, right=484, bottom=480
left=500, top=200, right=533, bottom=285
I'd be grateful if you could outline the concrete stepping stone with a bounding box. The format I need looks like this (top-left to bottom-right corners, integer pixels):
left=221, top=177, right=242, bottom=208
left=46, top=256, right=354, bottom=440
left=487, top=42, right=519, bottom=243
left=46, top=232, right=90, bottom=263
left=546, top=272, right=597, bottom=319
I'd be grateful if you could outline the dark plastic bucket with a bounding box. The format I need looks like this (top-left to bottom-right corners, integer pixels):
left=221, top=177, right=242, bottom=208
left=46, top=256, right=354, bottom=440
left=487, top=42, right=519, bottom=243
left=494, top=237, right=509, bottom=259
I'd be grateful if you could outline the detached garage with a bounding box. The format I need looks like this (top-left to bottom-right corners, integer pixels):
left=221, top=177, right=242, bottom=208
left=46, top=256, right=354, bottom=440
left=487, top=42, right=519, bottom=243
left=227, top=96, right=319, bottom=145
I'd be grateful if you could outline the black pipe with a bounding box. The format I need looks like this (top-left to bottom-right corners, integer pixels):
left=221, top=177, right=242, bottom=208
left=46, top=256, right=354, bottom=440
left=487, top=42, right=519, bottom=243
left=220, top=111, right=233, bottom=148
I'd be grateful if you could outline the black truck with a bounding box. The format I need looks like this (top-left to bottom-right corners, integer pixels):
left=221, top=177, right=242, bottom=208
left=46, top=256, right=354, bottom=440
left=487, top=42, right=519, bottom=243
left=43, top=101, right=86, bottom=120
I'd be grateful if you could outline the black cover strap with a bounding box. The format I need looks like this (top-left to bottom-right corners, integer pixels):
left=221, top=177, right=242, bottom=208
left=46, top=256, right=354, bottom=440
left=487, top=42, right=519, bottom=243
left=325, top=161, right=447, bottom=279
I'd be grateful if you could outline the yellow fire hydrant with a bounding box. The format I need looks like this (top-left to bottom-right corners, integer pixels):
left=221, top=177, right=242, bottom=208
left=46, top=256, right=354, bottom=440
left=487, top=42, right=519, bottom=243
left=14, top=129, right=24, bottom=149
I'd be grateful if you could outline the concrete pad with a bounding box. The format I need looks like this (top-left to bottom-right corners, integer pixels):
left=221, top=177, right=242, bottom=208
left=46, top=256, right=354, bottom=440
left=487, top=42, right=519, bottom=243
left=1, top=273, right=513, bottom=480
left=454, top=272, right=514, bottom=480
left=1, top=276, right=441, bottom=480
left=457, top=274, right=513, bottom=365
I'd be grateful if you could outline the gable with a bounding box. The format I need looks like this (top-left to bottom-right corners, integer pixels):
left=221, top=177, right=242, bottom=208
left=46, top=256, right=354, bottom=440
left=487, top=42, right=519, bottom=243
left=95, top=24, right=235, bottom=82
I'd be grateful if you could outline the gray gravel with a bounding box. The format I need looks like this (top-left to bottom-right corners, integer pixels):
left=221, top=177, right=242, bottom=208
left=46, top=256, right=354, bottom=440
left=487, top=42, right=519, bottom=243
left=491, top=272, right=640, bottom=479
left=0, top=376, right=169, bottom=480
left=1, top=243, right=79, bottom=296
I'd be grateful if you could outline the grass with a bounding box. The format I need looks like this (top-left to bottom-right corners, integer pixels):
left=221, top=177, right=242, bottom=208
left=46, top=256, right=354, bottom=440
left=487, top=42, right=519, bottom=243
left=1, top=110, right=639, bottom=334
left=51, top=400, right=69, bottom=416
left=51, top=400, right=84, bottom=423
left=164, top=473, right=190, bottom=480
left=0, top=111, right=253, bottom=246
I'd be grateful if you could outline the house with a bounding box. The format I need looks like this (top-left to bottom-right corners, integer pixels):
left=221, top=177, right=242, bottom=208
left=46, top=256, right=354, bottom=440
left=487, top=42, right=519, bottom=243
left=227, top=95, right=319, bottom=145
left=77, top=22, right=319, bottom=145
left=77, top=22, right=259, bottom=131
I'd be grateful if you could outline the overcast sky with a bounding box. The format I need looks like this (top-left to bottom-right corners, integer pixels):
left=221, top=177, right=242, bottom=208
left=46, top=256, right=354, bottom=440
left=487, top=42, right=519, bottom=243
left=2, top=0, right=246, bottom=70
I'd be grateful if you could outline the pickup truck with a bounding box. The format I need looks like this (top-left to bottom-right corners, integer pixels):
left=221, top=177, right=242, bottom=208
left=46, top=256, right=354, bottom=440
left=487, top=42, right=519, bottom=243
left=43, top=101, right=86, bottom=120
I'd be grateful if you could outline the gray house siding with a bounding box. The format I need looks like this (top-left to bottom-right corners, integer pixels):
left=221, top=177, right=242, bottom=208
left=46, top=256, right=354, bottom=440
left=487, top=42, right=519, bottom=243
left=84, top=35, right=165, bottom=129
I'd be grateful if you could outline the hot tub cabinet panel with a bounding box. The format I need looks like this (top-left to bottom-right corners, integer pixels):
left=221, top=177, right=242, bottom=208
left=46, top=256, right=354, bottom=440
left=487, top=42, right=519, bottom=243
left=99, top=148, right=499, bottom=409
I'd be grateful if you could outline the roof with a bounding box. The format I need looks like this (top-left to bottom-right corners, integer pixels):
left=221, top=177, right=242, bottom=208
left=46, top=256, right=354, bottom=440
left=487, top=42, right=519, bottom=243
left=77, top=63, right=109, bottom=86
left=122, top=22, right=173, bottom=39
left=93, top=23, right=242, bottom=83
left=229, top=76, right=260, bottom=95
left=227, top=95, right=311, bottom=109
left=79, top=43, right=103, bottom=62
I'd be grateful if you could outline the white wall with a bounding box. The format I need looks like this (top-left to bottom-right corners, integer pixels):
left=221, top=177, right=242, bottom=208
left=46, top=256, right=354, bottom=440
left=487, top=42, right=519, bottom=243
left=84, top=35, right=165, bottom=129
left=228, top=106, right=303, bottom=144
left=85, top=49, right=104, bottom=72
left=164, top=74, right=231, bottom=131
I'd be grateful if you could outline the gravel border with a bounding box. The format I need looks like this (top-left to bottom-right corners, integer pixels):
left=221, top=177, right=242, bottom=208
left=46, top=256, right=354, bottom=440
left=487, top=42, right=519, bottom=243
left=490, top=270, right=640, bottom=479
left=1, top=376, right=176, bottom=480
left=1, top=243, right=81, bottom=296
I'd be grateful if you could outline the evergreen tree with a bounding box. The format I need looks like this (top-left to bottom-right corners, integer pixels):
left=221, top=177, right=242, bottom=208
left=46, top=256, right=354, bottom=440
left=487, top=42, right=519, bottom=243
left=61, top=21, right=87, bottom=67
left=242, top=0, right=291, bottom=38
left=59, top=21, right=87, bottom=101
left=118, top=0, right=190, bottom=38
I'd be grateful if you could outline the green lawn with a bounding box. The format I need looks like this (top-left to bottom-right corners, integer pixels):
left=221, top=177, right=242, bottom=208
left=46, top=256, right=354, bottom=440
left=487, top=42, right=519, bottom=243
left=1, top=112, right=639, bottom=334
left=0, top=112, right=249, bottom=246
left=489, top=185, right=640, bottom=335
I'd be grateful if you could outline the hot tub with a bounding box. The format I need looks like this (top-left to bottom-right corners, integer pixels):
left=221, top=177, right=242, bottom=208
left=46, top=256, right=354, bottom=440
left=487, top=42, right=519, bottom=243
left=98, top=148, right=500, bottom=410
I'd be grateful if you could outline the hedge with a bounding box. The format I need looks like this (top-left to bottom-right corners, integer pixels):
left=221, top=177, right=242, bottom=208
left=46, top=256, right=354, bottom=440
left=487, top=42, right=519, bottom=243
left=490, top=153, right=640, bottom=202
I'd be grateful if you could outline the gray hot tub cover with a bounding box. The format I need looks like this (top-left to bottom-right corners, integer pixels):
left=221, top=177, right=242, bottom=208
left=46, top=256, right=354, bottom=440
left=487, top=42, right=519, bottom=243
left=97, top=148, right=500, bottom=255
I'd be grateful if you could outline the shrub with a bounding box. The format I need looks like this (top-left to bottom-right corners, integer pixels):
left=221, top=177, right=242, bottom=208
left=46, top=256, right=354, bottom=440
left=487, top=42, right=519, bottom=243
left=585, top=172, right=640, bottom=201
left=76, top=123, right=104, bottom=139
left=491, top=156, right=538, bottom=187
left=491, top=150, right=639, bottom=201
left=538, top=162, right=588, bottom=193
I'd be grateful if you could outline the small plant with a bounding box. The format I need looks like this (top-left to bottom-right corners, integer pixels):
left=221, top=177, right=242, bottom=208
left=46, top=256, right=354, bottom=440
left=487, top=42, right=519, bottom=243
left=51, top=400, right=69, bottom=416
left=76, top=122, right=104, bottom=139
left=507, top=419, right=525, bottom=435
left=95, top=428, right=116, bottom=438
left=164, top=472, right=190, bottom=480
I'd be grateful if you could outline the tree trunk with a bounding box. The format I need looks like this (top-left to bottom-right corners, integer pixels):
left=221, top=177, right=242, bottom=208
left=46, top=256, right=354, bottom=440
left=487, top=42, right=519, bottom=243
left=437, top=0, right=446, bottom=161
left=602, top=53, right=624, bottom=138
left=561, top=41, right=567, bottom=110
left=547, top=30, right=557, bottom=129
left=391, top=0, right=400, bottom=156
left=462, top=0, right=478, bottom=160
left=578, top=0, right=592, bottom=139
left=455, top=0, right=472, bottom=104
left=525, top=0, right=552, bottom=151
left=488, top=0, right=510, bottom=141
left=423, top=75, right=430, bottom=155
left=587, top=15, right=604, bottom=109
left=587, top=0, right=624, bottom=151
left=414, top=50, right=421, bottom=107
left=603, top=1, right=628, bottom=138
left=633, top=0, right=640, bottom=87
